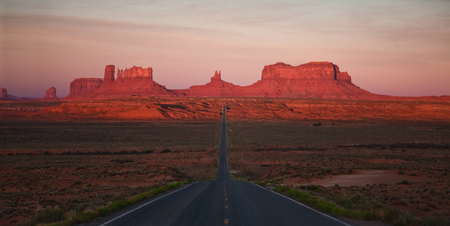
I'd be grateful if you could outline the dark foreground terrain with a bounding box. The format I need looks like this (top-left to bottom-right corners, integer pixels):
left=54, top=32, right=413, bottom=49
left=227, top=120, right=450, bottom=224
left=1, top=98, right=450, bottom=225
left=0, top=121, right=220, bottom=225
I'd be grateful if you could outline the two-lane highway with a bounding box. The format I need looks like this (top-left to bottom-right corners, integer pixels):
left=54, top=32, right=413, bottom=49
left=92, top=106, right=351, bottom=226
left=217, top=105, right=230, bottom=181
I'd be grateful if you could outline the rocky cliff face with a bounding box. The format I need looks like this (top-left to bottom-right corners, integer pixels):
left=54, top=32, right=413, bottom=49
left=69, top=65, right=175, bottom=99
left=67, top=78, right=103, bottom=98
left=261, top=62, right=351, bottom=81
left=236, top=62, right=368, bottom=99
left=66, top=65, right=163, bottom=99
left=104, top=65, right=115, bottom=84
left=0, top=87, right=7, bottom=99
left=63, top=61, right=440, bottom=101
left=180, top=71, right=239, bottom=97
left=45, top=87, right=58, bottom=100
left=122, top=66, right=153, bottom=81
left=64, top=62, right=375, bottom=100
left=179, top=62, right=373, bottom=99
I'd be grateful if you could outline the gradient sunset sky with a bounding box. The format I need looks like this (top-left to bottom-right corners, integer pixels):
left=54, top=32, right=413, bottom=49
left=1, top=0, right=449, bottom=97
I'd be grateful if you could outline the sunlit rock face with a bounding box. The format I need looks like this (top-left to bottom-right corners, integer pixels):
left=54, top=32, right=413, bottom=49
left=63, top=62, right=387, bottom=100
left=103, top=65, right=115, bottom=84
left=122, top=66, right=153, bottom=81
left=177, top=71, right=240, bottom=97
left=261, top=62, right=350, bottom=81
left=45, top=87, right=58, bottom=100
left=180, top=62, right=374, bottom=99
left=0, top=87, right=7, bottom=99
left=67, top=78, right=104, bottom=98
left=72, top=65, right=174, bottom=99
left=65, top=65, right=166, bottom=99
left=235, top=61, right=369, bottom=99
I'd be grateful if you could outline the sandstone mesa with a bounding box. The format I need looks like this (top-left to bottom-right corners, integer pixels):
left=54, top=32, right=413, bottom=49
left=0, top=87, right=7, bottom=99
left=61, top=62, right=449, bottom=102
left=62, top=62, right=389, bottom=100
left=2, top=62, right=449, bottom=101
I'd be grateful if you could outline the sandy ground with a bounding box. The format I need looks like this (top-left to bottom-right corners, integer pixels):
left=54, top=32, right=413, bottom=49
left=304, top=170, right=437, bottom=187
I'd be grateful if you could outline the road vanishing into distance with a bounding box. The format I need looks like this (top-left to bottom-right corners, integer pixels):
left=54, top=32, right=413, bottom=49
left=92, top=106, right=351, bottom=226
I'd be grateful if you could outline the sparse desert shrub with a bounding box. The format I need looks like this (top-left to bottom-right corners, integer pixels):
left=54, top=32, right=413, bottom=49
left=110, top=158, right=134, bottom=163
left=382, top=208, right=401, bottom=222
left=161, top=149, right=171, bottom=153
left=398, top=180, right=411, bottom=185
left=317, top=201, right=336, bottom=212
left=25, top=208, right=64, bottom=226
left=254, top=181, right=267, bottom=186
left=418, top=217, right=450, bottom=226
left=393, top=212, right=417, bottom=226
left=305, top=185, right=323, bottom=193
left=71, top=180, right=81, bottom=187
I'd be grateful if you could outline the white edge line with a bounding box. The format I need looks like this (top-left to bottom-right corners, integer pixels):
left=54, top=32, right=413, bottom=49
left=99, top=182, right=197, bottom=226
left=253, top=183, right=353, bottom=226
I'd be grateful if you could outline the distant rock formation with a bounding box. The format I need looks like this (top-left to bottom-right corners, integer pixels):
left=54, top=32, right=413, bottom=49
left=66, top=78, right=103, bottom=98
left=178, top=62, right=375, bottom=99
left=45, top=87, right=58, bottom=100
left=174, top=70, right=239, bottom=97
left=65, top=65, right=174, bottom=99
left=62, top=62, right=449, bottom=102
left=117, top=69, right=123, bottom=83
left=261, top=62, right=343, bottom=80
left=212, top=71, right=221, bottom=81
left=0, top=87, right=7, bottom=99
left=104, top=65, right=115, bottom=84
left=123, top=66, right=153, bottom=81
left=234, top=62, right=373, bottom=99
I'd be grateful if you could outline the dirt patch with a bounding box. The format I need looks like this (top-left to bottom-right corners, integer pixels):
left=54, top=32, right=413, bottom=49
left=301, top=170, right=437, bottom=187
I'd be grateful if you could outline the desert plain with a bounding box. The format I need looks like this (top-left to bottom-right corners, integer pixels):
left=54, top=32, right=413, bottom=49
left=1, top=97, right=450, bottom=226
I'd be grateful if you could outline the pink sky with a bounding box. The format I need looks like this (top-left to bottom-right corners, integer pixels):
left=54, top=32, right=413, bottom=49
left=1, top=0, right=449, bottom=98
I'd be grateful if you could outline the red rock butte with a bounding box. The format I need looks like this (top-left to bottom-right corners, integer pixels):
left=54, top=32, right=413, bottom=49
left=0, top=87, right=7, bottom=99
left=63, top=62, right=448, bottom=101
left=44, top=87, right=58, bottom=100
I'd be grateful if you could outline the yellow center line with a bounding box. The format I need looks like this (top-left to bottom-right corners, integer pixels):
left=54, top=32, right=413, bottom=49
left=225, top=205, right=228, bottom=209
left=224, top=218, right=229, bottom=224
left=225, top=198, right=227, bottom=200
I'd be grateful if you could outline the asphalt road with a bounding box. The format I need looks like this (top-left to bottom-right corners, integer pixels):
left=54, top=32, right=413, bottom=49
left=217, top=106, right=230, bottom=182
left=93, top=106, right=351, bottom=226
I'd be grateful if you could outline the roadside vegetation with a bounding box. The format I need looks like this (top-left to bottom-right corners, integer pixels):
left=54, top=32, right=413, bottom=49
left=18, top=181, right=190, bottom=226
left=272, top=184, right=449, bottom=226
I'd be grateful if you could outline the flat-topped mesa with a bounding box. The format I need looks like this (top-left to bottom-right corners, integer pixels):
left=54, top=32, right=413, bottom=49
left=0, top=87, right=7, bottom=99
left=261, top=62, right=351, bottom=82
left=122, top=66, right=153, bottom=82
left=104, top=65, right=115, bottom=84
left=45, top=87, right=58, bottom=100
left=68, top=78, right=103, bottom=97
